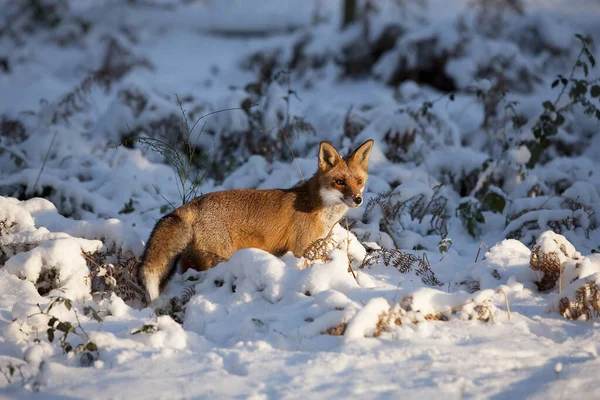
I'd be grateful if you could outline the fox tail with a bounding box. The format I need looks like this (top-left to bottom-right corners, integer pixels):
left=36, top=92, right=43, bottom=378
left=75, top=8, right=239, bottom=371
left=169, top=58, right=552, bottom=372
left=137, top=213, right=193, bottom=303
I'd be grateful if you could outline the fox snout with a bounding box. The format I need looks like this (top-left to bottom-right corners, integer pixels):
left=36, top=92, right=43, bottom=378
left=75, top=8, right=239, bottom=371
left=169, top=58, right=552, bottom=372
left=343, top=193, right=362, bottom=208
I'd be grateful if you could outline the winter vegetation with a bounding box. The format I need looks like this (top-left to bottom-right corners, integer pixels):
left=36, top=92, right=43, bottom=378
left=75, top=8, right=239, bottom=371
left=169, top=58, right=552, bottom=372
left=1, top=0, right=600, bottom=398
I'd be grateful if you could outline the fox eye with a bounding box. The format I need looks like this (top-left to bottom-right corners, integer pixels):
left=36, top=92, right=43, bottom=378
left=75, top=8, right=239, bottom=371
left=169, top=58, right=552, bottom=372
left=335, top=179, right=346, bottom=186
left=357, top=179, right=363, bottom=185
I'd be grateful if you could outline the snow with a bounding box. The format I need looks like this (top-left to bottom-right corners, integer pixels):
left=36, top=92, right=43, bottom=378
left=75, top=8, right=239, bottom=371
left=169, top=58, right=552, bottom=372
left=1, top=0, right=600, bottom=398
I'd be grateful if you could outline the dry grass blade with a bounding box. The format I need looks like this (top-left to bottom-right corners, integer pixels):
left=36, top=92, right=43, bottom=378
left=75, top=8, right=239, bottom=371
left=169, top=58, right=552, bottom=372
left=33, top=131, right=58, bottom=194
left=345, top=217, right=357, bottom=281
left=81, top=252, right=102, bottom=268
left=474, top=241, right=490, bottom=262
left=280, top=127, right=305, bottom=183
left=496, top=289, right=511, bottom=319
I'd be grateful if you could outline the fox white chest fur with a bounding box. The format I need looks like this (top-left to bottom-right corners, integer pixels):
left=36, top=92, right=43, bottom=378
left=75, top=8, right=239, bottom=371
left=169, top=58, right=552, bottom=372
left=321, top=203, right=348, bottom=234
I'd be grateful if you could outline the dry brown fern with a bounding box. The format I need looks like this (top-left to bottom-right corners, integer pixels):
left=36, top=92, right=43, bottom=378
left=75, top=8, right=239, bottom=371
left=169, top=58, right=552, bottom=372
left=530, top=243, right=566, bottom=291
left=530, top=232, right=581, bottom=292
left=322, top=322, right=347, bottom=336
left=373, top=307, right=403, bottom=337
left=360, top=248, right=444, bottom=287
left=299, top=233, right=338, bottom=270
left=558, top=281, right=600, bottom=320
left=303, top=236, right=337, bottom=262
left=83, top=246, right=146, bottom=305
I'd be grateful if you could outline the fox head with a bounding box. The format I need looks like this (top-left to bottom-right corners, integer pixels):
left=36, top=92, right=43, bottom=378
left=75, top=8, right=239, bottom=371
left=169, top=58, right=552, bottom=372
left=317, top=139, right=374, bottom=208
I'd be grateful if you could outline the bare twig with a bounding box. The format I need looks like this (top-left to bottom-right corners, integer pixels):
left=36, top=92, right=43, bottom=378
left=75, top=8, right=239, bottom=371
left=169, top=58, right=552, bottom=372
left=152, top=184, right=176, bottom=210
left=0, top=366, right=12, bottom=384
left=474, top=241, right=490, bottom=262
left=33, top=131, right=58, bottom=193
left=280, top=70, right=305, bottom=183
left=72, top=309, right=91, bottom=342
left=281, top=128, right=305, bottom=183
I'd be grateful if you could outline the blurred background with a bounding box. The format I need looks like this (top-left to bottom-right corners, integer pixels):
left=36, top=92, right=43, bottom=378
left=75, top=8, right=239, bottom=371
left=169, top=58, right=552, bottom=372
left=1, top=0, right=600, bottom=251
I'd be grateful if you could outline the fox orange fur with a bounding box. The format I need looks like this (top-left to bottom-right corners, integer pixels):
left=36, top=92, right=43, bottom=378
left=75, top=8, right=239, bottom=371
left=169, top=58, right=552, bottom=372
left=137, top=140, right=374, bottom=302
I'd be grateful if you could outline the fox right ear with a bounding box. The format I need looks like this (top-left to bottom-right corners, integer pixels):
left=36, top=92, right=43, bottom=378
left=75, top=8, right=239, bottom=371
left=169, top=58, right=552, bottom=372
left=318, top=141, right=342, bottom=171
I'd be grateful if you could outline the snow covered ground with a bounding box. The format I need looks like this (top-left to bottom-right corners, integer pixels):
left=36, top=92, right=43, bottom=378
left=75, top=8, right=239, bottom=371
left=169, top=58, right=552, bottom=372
left=1, top=0, right=600, bottom=398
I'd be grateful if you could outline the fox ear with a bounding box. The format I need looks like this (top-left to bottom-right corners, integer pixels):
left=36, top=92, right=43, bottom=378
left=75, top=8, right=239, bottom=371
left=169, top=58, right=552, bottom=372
left=318, top=141, right=343, bottom=171
left=348, top=139, right=374, bottom=170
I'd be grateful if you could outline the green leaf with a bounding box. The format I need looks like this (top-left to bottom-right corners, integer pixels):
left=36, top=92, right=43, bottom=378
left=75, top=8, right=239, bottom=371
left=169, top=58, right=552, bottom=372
left=551, top=79, right=559, bottom=88
left=64, top=299, right=72, bottom=311
left=571, top=81, right=587, bottom=97
left=48, top=317, right=58, bottom=327
left=47, top=328, right=55, bottom=342
left=56, top=321, right=75, bottom=333
left=542, top=101, right=554, bottom=111
left=591, top=85, right=600, bottom=98
left=484, top=192, right=506, bottom=213
left=555, top=113, right=565, bottom=126
left=86, top=342, right=98, bottom=352
left=475, top=211, right=485, bottom=223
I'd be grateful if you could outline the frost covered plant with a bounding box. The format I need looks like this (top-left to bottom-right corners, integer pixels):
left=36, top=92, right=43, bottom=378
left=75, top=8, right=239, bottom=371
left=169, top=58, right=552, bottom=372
left=239, top=69, right=316, bottom=167
left=19, top=297, right=102, bottom=369
left=124, top=95, right=233, bottom=206
left=558, top=281, right=600, bottom=320
left=302, top=235, right=337, bottom=264
left=527, top=34, right=600, bottom=168
left=154, top=283, right=197, bottom=325
left=130, top=323, right=159, bottom=335
left=456, top=199, right=485, bottom=238
left=504, top=182, right=598, bottom=245
left=529, top=231, right=582, bottom=292
left=364, top=183, right=449, bottom=243
left=371, top=294, right=503, bottom=337
left=84, top=248, right=145, bottom=305
left=360, top=248, right=444, bottom=287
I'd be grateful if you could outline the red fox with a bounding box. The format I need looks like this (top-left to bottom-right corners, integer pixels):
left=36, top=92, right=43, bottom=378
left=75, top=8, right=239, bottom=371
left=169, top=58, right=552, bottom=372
left=137, top=140, right=374, bottom=302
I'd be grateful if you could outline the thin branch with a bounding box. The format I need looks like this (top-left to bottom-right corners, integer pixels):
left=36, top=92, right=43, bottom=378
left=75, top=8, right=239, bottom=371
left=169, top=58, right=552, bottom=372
left=281, top=128, right=305, bottom=183
left=33, top=131, right=58, bottom=193
left=189, top=106, right=245, bottom=134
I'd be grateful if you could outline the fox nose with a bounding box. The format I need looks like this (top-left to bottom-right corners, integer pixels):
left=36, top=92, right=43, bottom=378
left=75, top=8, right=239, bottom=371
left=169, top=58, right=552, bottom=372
left=352, top=195, right=362, bottom=205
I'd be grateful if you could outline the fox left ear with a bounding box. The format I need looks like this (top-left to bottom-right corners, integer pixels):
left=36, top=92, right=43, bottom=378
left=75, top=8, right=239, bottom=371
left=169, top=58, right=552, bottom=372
left=348, top=139, right=374, bottom=170
left=319, top=141, right=343, bottom=171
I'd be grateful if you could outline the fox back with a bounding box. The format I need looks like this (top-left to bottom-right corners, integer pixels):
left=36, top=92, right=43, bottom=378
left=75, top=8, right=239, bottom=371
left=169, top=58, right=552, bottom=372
left=138, top=139, right=374, bottom=302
